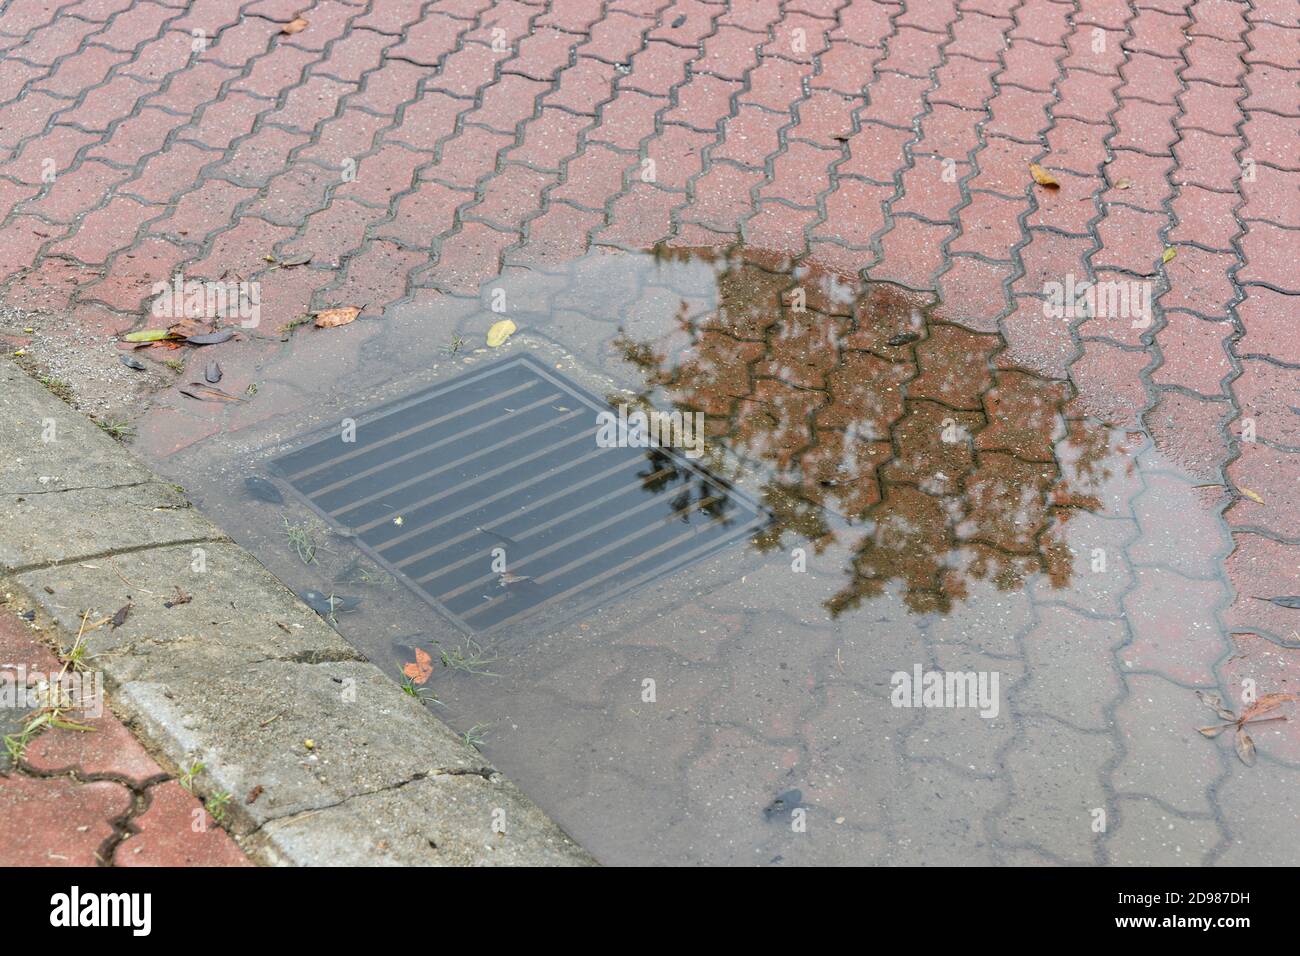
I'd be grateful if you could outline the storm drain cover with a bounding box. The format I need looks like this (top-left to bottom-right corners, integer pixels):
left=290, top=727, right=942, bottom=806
left=269, top=354, right=765, bottom=635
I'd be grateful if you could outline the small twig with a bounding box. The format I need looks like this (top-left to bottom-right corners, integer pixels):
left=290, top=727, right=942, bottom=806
left=108, top=558, right=153, bottom=594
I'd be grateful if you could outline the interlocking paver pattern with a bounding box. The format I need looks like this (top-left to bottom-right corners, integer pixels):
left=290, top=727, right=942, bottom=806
left=0, top=0, right=1295, bottom=864
left=0, top=609, right=250, bottom=866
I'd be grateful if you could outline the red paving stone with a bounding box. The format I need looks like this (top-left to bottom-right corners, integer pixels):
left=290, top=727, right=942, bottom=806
left=114, top=781, right=253, bottom=867
left=0, top=0, right=1296, bottom=864
left=0, top=775, right=131, bottom=866
left=0, top=609, right=249, bottom=866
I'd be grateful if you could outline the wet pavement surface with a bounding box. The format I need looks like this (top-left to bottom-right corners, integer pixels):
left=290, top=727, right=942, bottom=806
left=140, top=247, right=1294, bottom=865
left=0, top=1, right=1296, bottom=865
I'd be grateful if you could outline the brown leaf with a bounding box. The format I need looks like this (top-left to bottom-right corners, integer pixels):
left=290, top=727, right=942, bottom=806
left=180, top=383, right=245, bottom=403
left=1196, top=690, right=1236, bottom=722
left=163, top=586, right=191, bottom=608
left=282, top=17, right=308, bottom=34
left=1029, top=163, right=1060, bottom=189
left=1114, top=178, right=1133, bottom=189
left=110, top=603, right=132, bottom=630
left=313, top=306, right=361, bottom=329
left=166, top=319, right=213, bottom=339
left=1198, top=723, right=1231, bottom=738
left=1239, top=692, right=1298, bottom=723
left=1234, top=727, right=1256, bottom=766
left=246, top=784, right=264, bottom=804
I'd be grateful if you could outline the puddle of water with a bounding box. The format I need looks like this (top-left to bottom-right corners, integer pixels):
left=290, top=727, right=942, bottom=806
left=139, top=244, right=1240, bottom=865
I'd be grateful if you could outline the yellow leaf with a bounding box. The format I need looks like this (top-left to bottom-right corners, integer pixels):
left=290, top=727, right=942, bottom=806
left=123, top=328, right=174, bottom=343
left=1029, top=163, right=1059, bottom=189
left=487, top=318, right=517, bottom=348
left=1239, top=487, right=1264, bottom=504
left=313, top=306, right=361, bottom=328
left=282, top=17, right=309, bottom=34
left=1162, top=246, right=1177, bottom=263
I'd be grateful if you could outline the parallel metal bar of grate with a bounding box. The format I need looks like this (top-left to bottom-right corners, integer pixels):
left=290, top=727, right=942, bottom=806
left=269, top=355, right=766, bottom=635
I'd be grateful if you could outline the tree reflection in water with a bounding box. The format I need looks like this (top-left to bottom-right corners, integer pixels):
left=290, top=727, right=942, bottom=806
left=616, top=245, right=1117, bottom=616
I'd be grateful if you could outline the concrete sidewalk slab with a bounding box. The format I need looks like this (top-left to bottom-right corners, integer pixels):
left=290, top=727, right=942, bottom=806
left=0, top=482, right=217, bottom=571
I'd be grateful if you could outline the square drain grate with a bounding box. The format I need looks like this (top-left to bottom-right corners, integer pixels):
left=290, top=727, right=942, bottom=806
left=269, top=354, right=765, bottom=635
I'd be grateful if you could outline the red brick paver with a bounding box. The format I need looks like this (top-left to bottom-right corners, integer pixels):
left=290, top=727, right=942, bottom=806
left=0, top=609, right=251, bottom=866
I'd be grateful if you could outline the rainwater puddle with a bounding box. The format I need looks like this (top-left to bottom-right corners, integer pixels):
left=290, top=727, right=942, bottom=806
left=138, top=245, right=1243, bottom=865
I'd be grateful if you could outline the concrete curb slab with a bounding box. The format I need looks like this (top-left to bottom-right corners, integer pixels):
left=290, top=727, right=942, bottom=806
left=0, top=360, right=595, bottom=866
left=0, top=482, right=217, bottom=572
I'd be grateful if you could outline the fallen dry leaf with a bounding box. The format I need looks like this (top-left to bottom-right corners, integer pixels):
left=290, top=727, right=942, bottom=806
left=313, top=306, right=361, bottom=329
left=122, top=328, right=174, bottom=343
left=109, top=603, right=132, bottom=630
left=265, top=253, right=311, bottom=269
left=1114, top=178, right=1133, bottom=189
left=1238, top=487, right=1264, bottom=504
left=1234, top=727, right=1256, bottom=766
left=487, top=318, right=517, bottom=347
left=403, top=647, right=433, bottom=685
left=186, top=329, right=235, bottom=345
left=1194, top=688, right=1295, bottom=765
left=180, top=383, right=245, bottom=403
left=1240, top=692, right=1298, bottom=723
left=167, top=319, right=213, bottom=339
left=1029, top=163, right=1060, bottom=189
left=282, top=17, right=308, bottom=34
left=1162, top=246, right=1177, bottom=264
left=1197, top=690, right=1237, bottom=722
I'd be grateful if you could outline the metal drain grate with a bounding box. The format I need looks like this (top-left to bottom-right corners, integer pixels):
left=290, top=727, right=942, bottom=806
left=269, top=355, right=765, bottom=635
